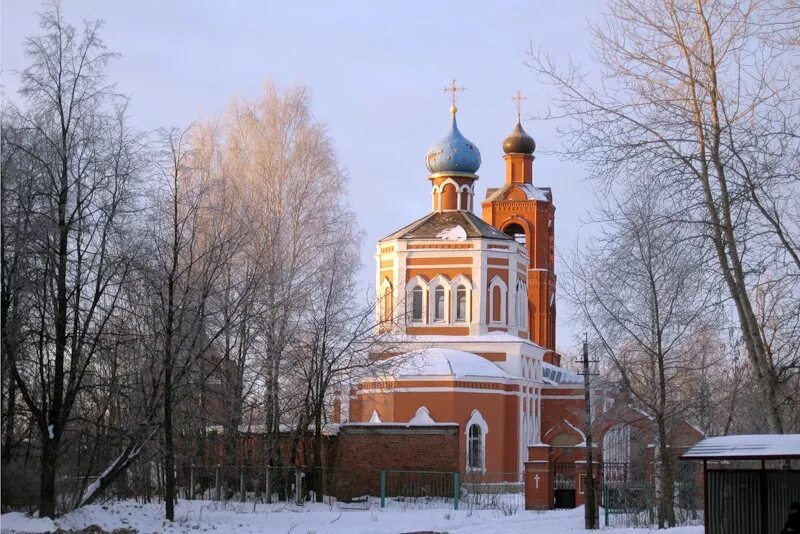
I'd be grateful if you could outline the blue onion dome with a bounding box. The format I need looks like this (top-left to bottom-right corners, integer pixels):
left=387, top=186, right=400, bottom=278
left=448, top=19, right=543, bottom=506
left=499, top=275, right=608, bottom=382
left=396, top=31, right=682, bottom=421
left=425, top=105, right=482, bottom=174
left=502, top=120, right=535, bottom=155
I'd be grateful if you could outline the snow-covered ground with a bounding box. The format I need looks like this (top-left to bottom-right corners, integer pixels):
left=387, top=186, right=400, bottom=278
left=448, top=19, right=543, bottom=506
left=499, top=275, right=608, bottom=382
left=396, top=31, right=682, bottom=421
left=1, top=500, right=703, bottom=534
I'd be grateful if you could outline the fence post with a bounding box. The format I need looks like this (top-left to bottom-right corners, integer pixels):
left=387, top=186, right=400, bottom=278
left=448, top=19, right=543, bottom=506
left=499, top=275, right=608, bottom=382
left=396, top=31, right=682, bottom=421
left=189, top=466, right=194, bottom=500
left=380, top=470, right=386, bottom=508
left=294, top=469, right=304, bottom=506
left=265, top=468, right=272, bottom=504
left=240, top=467, right=246, bottom=502
left=453, top=472, right=460, bottom=511
left=215, top=465, right=221, bottom=501
left=604, top=482, right=608, bottom=526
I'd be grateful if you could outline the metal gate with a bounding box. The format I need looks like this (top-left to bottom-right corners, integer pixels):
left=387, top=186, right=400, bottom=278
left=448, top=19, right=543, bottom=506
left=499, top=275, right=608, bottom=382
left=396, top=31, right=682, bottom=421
left=707, top=469, right=800, bottom=534
left=554, top=463, right=576, bottom=508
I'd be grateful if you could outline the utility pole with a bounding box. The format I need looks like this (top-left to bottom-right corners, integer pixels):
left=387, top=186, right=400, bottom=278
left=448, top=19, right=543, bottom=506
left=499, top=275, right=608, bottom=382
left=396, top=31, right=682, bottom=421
left=579, top=334, right=599, bottom=529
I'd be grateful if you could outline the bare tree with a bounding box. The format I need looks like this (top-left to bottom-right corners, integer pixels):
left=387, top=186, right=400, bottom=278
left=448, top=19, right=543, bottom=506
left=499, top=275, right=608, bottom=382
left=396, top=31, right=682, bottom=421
left=147, top=126, right=253, bottom=520
left=528, top=0, right=800, bottom=432
left=1, top=4, right=140, bottom=516
left=563, top=187, right=715, bottom=527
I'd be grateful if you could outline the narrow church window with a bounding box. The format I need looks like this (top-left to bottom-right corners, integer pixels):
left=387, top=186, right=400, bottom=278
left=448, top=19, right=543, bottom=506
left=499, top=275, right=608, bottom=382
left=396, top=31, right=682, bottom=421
left=434, top=285, right=445, bottom=320
left=491, top=285, right=502, bottom=323
left=383, top=286, right=392, bottom=323
left=456, top=286, right=467, bottom=321
left=468, top=424, right=483, bottom=470
left=411, top=286, right=423, bottom=321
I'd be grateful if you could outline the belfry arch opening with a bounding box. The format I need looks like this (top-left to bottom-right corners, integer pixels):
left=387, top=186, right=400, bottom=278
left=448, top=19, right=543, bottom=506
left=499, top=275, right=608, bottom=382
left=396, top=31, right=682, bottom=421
left=503, top=223, right=527, bottom=247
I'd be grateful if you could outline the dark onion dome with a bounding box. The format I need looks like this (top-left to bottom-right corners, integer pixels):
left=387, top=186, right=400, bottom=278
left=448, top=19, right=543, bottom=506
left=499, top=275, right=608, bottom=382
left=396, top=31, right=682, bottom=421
left=502, top=121, right=535, bottom=155
left=425, top=105, right=482, bottom=174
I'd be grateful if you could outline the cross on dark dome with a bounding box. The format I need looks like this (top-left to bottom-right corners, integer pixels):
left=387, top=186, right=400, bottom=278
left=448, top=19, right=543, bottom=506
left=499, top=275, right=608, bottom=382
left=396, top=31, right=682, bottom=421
left=512, top=90, right=527, bottom=122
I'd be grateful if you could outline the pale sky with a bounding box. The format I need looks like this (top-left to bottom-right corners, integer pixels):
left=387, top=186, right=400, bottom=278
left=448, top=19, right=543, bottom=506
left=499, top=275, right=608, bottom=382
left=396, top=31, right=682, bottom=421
left=1, top=0, right=605, bottom=352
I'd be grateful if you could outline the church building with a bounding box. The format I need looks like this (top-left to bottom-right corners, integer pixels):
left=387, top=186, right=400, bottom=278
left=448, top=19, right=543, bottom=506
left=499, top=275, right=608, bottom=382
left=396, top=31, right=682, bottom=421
left=346, top=89, right=588, bottom=481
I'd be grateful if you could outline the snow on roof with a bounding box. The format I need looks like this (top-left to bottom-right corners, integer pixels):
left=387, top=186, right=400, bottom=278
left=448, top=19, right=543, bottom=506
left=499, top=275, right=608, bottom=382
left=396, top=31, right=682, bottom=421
left=484, top=183, right=551, bottom=203
left=408, top=407, right=436, bottom=424
left=387, top=348, right=513, bottom=380
left=436, top=225, right=467, bottom=241
left=542, top=361, right=582, bottom=385
left=683, top=434, right=800, bottom=459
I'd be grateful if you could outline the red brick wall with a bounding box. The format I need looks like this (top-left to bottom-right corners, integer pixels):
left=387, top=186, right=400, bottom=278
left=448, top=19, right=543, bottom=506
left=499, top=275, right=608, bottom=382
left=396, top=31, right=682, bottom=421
left=333, top=424, right=459, bottom=501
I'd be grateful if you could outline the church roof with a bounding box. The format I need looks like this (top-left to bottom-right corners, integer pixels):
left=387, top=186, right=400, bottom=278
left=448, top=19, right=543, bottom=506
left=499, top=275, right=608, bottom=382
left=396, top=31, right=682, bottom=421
left=542, top=361, right=582, bottom=385
left=485, top=183, right=552, bottom=203
left=380, top=210, right=512, bottom=242
left=386, top=348, right=513, bottom=380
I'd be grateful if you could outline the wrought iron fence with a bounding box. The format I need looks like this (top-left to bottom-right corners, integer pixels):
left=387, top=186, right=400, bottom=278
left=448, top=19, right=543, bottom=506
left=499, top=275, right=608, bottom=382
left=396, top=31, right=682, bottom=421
left=601, top=460, right=703, bottom=528
left=554, top=463, right=577, bottom=509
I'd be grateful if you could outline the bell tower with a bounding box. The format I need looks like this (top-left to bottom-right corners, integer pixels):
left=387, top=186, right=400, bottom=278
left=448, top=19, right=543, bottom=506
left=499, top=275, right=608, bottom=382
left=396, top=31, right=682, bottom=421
left=481, top=93, right=559, bottom=363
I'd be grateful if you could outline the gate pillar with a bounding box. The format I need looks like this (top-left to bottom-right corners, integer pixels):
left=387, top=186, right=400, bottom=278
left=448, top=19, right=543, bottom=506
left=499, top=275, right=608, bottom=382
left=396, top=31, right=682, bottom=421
left=574, top=459, right=600, bottom=507
left=524, top=444, right=553, bottom=510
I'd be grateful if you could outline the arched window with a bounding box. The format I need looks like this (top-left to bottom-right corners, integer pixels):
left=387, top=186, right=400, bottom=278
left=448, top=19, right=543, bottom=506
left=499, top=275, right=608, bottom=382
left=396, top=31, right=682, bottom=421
left=455, top=286, right=467, bottom=322
left=380, top=279, right=393, bottom=324
left=441, top=184, right=457, bottom=211
left=488, top=276, right=507, bottom=325
left=516, top=281, right=527, bottom=329
left=468, top=425, right=483, bottom=470
left=503, top=222, right=527, bottom=247
left=411, top=286, right=424, bottom=321
left=492, top=286, right=501, bottom=323
left=434, top=285, right=446, bottom=321
left=465, top=409, right=488, bottom=472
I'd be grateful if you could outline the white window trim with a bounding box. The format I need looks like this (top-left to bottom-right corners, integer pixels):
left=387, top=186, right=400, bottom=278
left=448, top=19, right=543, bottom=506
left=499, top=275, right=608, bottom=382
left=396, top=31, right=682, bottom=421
left=428, top=274, right=451, bottom=323
left=516, top=280, right=528, bottom=330
left=458, top=184, right=472, bottom=211
left=465, top=409, right=488, bottom=472
left=439, top=178, right=460, bottom=212
left=406, top=276, right=429, bottom=325
left=449, top=274, right=474, bottom=324
left=488, top=276, right=508, bottom=325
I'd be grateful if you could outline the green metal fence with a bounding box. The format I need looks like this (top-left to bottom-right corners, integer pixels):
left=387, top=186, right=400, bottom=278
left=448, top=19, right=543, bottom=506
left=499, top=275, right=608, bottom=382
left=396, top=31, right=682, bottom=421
left=379, top=470, right=524, bottom=512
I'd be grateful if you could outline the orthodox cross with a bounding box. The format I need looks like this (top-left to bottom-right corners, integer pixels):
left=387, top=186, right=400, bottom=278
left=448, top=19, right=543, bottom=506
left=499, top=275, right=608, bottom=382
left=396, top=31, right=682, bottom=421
left=443, top=78, right=465, bottom=113
left=512, top=90, right=527, bottom=122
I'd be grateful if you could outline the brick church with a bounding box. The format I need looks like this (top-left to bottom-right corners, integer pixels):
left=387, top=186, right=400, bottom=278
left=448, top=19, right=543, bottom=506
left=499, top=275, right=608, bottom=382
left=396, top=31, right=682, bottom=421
left=342, top=89, right=592, bottom=480
left=334, top=87, right=704, bottom=508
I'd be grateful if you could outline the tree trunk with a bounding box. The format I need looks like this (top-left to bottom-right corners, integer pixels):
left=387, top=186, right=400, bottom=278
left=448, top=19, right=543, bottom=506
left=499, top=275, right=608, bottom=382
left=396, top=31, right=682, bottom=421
left=39, top=431, right=58, bottom=518
left=313, top=398, right=324, bottom=503
left=656, top=435, right=675, bottom=528
left=2, top=373, right=17, bottom=467
left=164, top=364, right=175, bottom=521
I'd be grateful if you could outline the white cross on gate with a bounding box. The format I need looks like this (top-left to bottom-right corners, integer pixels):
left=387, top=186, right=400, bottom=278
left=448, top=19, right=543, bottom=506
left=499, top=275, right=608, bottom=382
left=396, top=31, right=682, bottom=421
left=534, top=473, right=540, bottom=489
